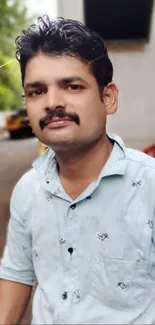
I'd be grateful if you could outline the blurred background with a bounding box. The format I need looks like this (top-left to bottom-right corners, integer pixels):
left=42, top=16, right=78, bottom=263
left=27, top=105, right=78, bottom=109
left=0, top=0, right=155, bottom=322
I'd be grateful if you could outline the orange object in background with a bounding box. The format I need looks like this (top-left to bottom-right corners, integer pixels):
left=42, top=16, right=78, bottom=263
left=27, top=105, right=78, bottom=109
left=5, top=109, right=32, bottom=139
left=142, top=143, right=155, bottom=157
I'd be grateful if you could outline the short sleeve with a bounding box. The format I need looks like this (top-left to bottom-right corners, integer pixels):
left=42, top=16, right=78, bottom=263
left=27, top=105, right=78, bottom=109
left=0, top=180, right=36, bottom=286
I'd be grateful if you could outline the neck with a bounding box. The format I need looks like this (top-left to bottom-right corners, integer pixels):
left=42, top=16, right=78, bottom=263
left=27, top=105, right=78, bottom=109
left=55, top=134, right=113, bottom=183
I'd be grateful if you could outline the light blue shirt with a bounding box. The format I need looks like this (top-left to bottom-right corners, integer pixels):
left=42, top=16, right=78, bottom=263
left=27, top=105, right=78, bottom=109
left=1, top=133, right=155, bottom=324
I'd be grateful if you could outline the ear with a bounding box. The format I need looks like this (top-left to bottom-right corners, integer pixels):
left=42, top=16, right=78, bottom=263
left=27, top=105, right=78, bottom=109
left=102, top=82, right=118, bottom=115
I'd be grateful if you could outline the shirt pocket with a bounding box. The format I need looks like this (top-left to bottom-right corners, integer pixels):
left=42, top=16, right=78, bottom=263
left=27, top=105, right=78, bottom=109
left=91, top=256, right=149, bottom=309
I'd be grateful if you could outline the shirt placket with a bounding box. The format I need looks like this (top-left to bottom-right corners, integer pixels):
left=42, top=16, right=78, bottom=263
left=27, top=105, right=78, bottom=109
left=55, top=202, right=80, bottom=323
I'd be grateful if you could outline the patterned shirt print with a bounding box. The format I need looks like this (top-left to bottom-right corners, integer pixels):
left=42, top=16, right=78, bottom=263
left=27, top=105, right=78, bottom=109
left=1, top=133, right=155, bottom=324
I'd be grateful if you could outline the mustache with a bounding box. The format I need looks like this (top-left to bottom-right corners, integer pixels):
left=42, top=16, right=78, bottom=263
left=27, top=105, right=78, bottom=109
left=39, top=109, right=80, bottom=131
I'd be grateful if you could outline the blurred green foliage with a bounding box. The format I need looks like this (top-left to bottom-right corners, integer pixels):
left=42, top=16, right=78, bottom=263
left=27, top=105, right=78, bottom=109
left=0, top=0, right=34, bottom=111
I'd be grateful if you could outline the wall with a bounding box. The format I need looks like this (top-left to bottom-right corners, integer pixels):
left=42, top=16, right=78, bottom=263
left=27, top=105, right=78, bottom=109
left=57, top=0, right=84, bottom=22
left=107, top=4, right=155, bottom=149
left=0, top=112, right=8, bottom=130
left=26, top=0, right=58, bottom=18
left=57, top=0, right=155, bottom=149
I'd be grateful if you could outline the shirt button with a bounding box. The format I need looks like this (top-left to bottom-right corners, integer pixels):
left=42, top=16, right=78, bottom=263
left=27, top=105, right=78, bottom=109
left=71, top=204, right=76, bottom=209
left=68, top=247, right=73, bottom=255
left=61, top=291, right=68, bottom=300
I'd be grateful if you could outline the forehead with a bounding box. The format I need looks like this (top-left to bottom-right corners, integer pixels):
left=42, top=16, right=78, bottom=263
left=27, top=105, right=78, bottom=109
left=24, top=53, right=95, bottom=85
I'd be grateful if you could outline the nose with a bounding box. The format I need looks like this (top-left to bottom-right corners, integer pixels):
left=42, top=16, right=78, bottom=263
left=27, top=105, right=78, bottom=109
left=44, top=86, right=65, bottom=112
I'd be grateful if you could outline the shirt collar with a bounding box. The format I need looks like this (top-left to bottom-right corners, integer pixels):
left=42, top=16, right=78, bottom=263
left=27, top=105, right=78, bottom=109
left=32, top=133, right=127, bottom=192
left=100, top=132, right=127, bottom=178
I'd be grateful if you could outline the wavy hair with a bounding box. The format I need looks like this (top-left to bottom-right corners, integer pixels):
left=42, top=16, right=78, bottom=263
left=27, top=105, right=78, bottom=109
left=16, top=15, right=113, bottom=93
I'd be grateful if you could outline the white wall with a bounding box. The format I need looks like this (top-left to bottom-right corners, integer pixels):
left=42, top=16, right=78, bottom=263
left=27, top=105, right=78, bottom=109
left=57, top=0, right=155, bottom=149
left=57, top=0, right=84, bottom=22
left=26, top=0, right=58, bottom=18
left=107, top=4, right=155, bottom=149
left=0, top=112, right=9, bottom=129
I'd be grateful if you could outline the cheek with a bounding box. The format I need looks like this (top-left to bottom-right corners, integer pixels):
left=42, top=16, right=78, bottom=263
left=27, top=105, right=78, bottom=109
left=26, top=109, right=39, bottom=130
left=78, top=103, right=106, bottom=137
left=26, top=101, right=40, bottom=124
left=71, top=94, right=96, bottom=116
left=78, top=98, right=105, bottom=125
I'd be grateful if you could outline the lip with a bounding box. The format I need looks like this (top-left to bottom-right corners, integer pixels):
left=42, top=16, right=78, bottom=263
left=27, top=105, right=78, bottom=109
left=46, top=118, right=72, bottom=129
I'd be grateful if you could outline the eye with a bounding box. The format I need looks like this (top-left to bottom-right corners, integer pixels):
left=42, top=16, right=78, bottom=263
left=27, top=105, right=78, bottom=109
left=67, top=84, right=84, bottom=91
left=27, top=89, right=46, bottom=97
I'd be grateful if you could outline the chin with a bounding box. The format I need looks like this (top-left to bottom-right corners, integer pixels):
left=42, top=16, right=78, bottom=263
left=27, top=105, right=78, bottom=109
left=42, top=133, right=75, bottom=147
left=48, top=142, right=76, bottom=151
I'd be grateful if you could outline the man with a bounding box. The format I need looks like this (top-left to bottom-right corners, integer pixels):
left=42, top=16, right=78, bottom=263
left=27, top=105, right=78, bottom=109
left=0, top=15, right=155, bottom=325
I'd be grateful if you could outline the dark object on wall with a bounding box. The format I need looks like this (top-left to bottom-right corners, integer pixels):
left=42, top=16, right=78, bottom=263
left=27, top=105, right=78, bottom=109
left=84, top=0, right=154, bottom=42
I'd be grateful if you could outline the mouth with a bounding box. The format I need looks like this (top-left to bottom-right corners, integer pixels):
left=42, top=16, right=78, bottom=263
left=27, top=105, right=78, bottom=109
left=46, top=117, right=72, bottom=129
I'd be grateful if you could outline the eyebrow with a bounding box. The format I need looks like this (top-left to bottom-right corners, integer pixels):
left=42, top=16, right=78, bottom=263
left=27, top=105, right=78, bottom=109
left=24, top=81, right=45, bottom=90
left=24, top=76, right=89, bottom=90
left=60, top=76, right=88, bottom=84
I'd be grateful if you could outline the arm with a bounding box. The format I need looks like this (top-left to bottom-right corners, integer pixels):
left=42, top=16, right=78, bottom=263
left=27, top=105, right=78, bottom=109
left=0, top=176, right=36, bottom=324
left=0, top=279, right=32, bottom=325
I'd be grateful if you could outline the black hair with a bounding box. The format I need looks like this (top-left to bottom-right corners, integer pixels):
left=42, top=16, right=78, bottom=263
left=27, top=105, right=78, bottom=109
left=16, top=15, right=113, bottom=94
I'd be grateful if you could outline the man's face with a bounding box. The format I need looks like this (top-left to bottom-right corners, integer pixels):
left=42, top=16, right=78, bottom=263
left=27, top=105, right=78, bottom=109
left=24, top=52, right=118, bottom=151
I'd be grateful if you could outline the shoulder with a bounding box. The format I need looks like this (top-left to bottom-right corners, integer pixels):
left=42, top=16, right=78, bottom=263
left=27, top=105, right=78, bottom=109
left=10, top=168, right=40, bottom=215
left=13, top=168, right=39, bottom=194
left=125, top=147, right=155, bottom=169
left=109, top=133, right=155, bottom=173
left=125, top=147, right=155, bottom=180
